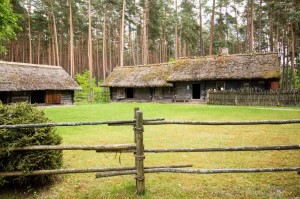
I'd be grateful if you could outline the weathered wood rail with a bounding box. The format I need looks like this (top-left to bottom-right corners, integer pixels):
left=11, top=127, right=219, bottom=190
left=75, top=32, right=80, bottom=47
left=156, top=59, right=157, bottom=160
left=0, top=108, right=299, bottom=195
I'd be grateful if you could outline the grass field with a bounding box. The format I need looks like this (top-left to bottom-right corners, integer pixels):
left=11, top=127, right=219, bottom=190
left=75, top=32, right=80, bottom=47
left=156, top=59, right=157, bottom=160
left=1, top=103, right=300, bottom=198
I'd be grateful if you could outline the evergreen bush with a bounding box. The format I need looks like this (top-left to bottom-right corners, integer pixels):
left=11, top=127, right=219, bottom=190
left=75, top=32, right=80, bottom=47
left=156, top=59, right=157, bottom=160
left=0, top=103, right=62, bottom=186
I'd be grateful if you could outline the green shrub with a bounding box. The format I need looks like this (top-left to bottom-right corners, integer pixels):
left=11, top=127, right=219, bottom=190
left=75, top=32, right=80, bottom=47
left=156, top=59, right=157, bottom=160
left=75, top=70, right=110, bottom=103
left=0, top=103, right=62, bottom=186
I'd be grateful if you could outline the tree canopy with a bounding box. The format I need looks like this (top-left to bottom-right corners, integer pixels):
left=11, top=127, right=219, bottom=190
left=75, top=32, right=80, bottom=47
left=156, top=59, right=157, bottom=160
left=0, top=0, right=19, bottom=52
left=0, top=0, right=299, bottom=88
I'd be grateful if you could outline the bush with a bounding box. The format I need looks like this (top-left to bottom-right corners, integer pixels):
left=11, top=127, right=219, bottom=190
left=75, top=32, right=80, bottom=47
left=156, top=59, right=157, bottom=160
left=75, top=70, right=110, bottom=103
left=0, top=103, right=62, bottom=186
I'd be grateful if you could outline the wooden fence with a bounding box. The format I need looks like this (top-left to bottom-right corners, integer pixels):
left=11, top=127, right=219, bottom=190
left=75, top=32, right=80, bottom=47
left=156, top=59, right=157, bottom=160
left=208, top=90, right=300, bottom=106
left=0, top=108, right=299, bottom=195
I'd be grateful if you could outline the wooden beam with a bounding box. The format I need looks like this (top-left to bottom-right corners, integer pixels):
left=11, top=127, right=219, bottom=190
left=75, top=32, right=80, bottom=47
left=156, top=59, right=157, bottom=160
left=0, top=144, right=136, bottom=151
left=96, top=167, right=300, bottom=178
left=142, top=145, right=300, bottom=153
left=0, top=118, right=164, bottom=129
left=144, top=119, right=300, bottom=126
left=0, top=164, right=192, bottom=177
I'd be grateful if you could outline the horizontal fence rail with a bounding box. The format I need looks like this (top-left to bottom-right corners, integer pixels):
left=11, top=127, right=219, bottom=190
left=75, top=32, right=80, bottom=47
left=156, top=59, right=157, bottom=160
left=0, top=144, right=136, bottom=151
left=132, top=145, right=300, bottom=153
left=96, top=167, right=300, bottom=178
left=0, top=118, right=164, bottom=129
left=1, top=119, right=299, bottom=130
left=144, top=119, right=300, bottom=125
left=0, top=164, right=193, bottom=177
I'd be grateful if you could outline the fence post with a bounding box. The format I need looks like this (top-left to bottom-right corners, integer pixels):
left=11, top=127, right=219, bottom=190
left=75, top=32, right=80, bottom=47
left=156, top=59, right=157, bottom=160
left=134, top=107, right=139, bottom=145
left=135, top=111, right=145, bottom=195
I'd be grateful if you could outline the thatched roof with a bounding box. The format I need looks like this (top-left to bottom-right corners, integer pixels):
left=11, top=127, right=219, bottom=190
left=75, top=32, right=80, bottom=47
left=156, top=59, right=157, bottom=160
left=168, top=53, right=280, bottom=82
left=102, top=63, right=174, bottom=87
left=103, top=53, right=280, bottom=87
left=0, top=61, right=82, bottom=91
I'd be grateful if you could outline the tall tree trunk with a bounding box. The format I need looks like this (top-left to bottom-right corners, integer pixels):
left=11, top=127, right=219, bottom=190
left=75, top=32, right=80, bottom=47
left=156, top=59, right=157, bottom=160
left=142, top=0, right=149, bottom=64
left=37, top=33, right=40, bottom=64
left=258, top=0, right=262, bottom=52
left=95, top=30, right=99, bottom=84
left=102, top=7, right=107, bottom=81
left=233, top=0, right=240, bottom=53
left=88, top=0, right=93, bottom=99
left=290, top=23, right=295, bottom=89
left=175, top=0, right=178, bottom=59
left=209, top=0, right=216, bottom=55
left=69, top=0, right=75, bottom=78
left=199, top=0, right=204, bottom=56
left=120, top=0, right=126, bottom=67
left=48, top=0, right=59, bottom=66
left=250, top=0, right=254, bottom=52
left=27, top=0, right=32, bottom=63
left=269, top=2, right=274, bottom=52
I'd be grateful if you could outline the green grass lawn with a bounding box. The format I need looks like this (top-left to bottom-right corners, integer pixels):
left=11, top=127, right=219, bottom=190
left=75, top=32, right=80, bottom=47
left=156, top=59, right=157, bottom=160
left=1, top=103, right=300, bottom=198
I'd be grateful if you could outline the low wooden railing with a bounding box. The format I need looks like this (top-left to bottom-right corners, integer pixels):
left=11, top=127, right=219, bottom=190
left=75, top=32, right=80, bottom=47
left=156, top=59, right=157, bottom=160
left=208, top=90, right=300, bottom=106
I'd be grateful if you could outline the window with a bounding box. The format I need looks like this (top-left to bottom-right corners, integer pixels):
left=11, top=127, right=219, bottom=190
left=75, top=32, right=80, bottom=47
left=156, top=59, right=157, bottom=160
left=117, top=88, right=125, bottom=98
left=242, top=82, right=250, bottom=89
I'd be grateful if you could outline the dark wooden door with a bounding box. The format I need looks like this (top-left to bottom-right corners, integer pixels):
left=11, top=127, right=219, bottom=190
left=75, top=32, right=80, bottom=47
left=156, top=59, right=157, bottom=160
left=46, top=91, right=61, bottom=104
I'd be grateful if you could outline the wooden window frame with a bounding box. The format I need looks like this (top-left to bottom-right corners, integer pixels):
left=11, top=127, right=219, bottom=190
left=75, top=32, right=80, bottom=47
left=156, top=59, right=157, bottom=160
left=117, top=88, right=126, bottom=99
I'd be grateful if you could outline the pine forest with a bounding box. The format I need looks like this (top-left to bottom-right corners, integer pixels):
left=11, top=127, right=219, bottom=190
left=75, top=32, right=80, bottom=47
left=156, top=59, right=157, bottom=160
left=1, top=0, right=300, bottom=89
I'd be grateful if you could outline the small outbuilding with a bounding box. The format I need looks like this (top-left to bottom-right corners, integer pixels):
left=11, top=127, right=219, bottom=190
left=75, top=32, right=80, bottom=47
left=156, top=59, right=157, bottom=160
left=103, top=53, right=281, bottom=102
left=0, top=61, right=82, bottom=105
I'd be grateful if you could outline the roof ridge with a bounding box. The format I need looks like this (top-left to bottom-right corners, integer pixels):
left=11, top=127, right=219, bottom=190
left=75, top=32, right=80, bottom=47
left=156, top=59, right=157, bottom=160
left=0, top=61, right=62, bottom=69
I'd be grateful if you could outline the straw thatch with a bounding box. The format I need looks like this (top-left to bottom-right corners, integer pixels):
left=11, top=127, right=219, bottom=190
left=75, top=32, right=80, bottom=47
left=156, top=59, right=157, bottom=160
left=103, top=63, right=174, bottom=87
left=0, top=61, right=81, bottom=91
left=103, top=53, right=280, bottom=88
left=168, top=53, right=280, bottom=82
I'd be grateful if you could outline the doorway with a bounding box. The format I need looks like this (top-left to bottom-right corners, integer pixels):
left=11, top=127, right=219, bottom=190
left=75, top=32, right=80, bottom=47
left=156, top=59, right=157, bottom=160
left=126, top=88, right=134, bottom=98
left=0, top=92, right=8, bottom=103
left=192, top=84, right=201, bottom=99
left=31, top=91, right=45, bottom=104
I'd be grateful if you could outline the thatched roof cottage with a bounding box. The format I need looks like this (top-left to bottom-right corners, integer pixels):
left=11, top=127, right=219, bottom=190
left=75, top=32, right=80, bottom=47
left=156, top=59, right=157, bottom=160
left=103, top=53, right=281, bottom=102
left=0, top=61, right=81, bottom=105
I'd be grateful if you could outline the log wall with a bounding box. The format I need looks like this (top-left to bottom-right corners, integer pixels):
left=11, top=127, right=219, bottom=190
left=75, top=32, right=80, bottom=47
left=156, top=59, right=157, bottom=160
left=61, top=91, right=74, bottom=105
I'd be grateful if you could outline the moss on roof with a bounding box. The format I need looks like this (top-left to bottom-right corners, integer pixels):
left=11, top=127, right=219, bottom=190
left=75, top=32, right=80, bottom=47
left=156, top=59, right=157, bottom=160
left=0, top=61, right=82, bottom=91
left=103, top=53, right=281, bottom=87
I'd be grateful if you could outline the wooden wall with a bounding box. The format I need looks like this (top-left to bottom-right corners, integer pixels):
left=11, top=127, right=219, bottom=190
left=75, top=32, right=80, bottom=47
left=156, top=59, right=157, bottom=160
left=61, top=91, right=74, bottom=105
left=109, top=79, right=271, bottom=103
left=111, top=87, right=174, bottom=102
left=0, top=90, right=75, bottom=105
left=174, top=83, right=192, bottom=102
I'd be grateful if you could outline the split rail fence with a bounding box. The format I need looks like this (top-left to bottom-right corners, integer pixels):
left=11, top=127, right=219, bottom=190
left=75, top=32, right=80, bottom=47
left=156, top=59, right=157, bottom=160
left=0, top=108, right=300, bottom=195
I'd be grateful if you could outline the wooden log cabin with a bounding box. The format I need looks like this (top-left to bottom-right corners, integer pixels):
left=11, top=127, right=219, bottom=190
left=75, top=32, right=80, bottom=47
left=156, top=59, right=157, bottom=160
left=0, top=61, right=82, bottom=105
left=103, top=53, right=281, bottom=103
